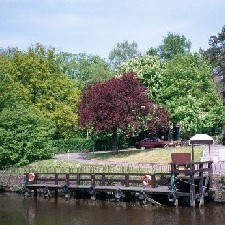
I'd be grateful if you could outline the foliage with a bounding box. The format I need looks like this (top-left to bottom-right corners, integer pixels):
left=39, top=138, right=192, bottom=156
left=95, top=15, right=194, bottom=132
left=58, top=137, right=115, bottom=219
left=56, top=52, right=113, bottom=89
left=108, top=40, right=140, bottom=68
left=203, top=25, right=225, bottom=78
left=202, top=25, right=225, bottom=104
left=78, top=73, right=169, bottom=151
left=53, top=137, right=93, bottom=153
left=115, top=55, right=163, bottom=99
left=157, top=53, right=225, bottom=137
left=155, top=32, right=191, bottom=60
left=0, top=105, right=55, bottom=166
left=0, top=45, right=80, bottom=137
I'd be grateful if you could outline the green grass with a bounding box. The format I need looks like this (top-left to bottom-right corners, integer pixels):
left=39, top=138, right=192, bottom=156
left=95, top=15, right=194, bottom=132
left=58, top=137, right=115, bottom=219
left=89, top=146, right=204, bottom=164
left=1, top=146, right=204, bottom=174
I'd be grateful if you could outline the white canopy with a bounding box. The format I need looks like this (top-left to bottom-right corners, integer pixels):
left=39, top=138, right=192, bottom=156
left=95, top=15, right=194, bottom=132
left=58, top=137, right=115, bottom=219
left=190, top=134, right=214, bottom=145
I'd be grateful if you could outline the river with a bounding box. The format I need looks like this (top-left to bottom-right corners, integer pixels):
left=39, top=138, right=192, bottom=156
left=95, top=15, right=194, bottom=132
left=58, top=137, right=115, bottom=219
left=0, top=193, right=225, bottom=225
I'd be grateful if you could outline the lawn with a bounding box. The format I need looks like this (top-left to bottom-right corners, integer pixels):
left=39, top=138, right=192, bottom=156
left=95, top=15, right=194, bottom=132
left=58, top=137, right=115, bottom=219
left=88, top=146, right=204, bottom=164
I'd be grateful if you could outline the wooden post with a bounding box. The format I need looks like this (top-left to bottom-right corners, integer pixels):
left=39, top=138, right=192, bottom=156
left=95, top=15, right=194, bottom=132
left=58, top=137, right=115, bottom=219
left=101, top=174, right=106, bottom=186
left=191, top=144, right=194, bottom=161
left=151, top=174, right=155, bottom=188
left=190, top=163, right=195, bottom=207
left=125, top=174, right=129, bottom=187
left=199, top=163, right=204, bottom=207
left=55, top=173, right=58, bottom=185
left=66, top=173, right=70, bottom=186
left=91, top=174, right=95, bottom=186
left=77, top=173, right=80, bottom=185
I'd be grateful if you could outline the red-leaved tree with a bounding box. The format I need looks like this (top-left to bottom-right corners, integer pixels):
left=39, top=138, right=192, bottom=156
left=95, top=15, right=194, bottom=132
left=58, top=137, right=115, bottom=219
left=78, top=73, right=169, bottom=152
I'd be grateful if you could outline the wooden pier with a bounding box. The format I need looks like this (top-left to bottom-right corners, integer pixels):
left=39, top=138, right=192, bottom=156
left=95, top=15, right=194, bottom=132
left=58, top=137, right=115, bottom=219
left=24, top=161, right=213, bottom=207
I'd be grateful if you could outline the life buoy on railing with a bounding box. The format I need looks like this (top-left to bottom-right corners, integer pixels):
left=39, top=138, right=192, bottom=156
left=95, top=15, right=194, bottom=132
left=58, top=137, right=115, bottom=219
left=142, top=175, right=152, bottom=186
left=28, top=173, right=35, bottom=182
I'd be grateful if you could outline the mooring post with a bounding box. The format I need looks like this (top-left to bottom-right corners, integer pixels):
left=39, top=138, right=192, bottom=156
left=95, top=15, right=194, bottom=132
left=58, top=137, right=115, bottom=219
left=190, top=163, right=196, bottom=207
left=199, top=163, right=204, bottom=207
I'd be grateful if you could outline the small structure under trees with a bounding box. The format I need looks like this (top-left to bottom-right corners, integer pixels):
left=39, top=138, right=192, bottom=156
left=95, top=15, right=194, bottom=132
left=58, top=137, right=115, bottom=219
left=78, top=73, right=169, bottom=152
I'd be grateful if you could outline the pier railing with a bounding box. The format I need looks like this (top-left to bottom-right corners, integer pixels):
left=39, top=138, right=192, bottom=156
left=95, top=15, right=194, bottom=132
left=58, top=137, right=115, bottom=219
left=24, top=172, right=172, bottom=188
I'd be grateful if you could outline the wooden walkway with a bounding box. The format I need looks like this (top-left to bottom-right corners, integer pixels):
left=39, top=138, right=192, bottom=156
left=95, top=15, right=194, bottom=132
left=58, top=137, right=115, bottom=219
left=24, top=161, right=213, bottom=207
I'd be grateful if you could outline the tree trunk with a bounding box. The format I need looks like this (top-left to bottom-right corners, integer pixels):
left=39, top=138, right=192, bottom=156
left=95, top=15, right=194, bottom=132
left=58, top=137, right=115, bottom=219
left=112, top=127, right=118, bottom=153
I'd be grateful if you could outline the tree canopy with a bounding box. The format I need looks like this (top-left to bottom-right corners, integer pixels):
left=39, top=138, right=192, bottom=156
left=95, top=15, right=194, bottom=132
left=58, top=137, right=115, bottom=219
left=147, top=32, right=191, bottom=61
left=0, top=46, right=80, bottom=137
left=78, top=73, right=169, bottom=151
left=157, top=53, right=225, bottom=137
left=115, top=55, right=163, bottom=99
left=108, top=40, right=140, bottom=68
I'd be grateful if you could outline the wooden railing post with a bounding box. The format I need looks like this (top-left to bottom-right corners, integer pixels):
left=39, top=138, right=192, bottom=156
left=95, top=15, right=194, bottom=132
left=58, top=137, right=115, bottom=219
left=190, top=163, right=196, bottom=207
left=101, top=174, right=106, bottom=186
left=91, top=174, right=95, bottom=186
left=125, top=174, right=129, bottom=187
left=55, top=173, right=58, bottom=185
left=151, top=174, right=156, bottom=188
left=66, top=173, right=70, bottom=185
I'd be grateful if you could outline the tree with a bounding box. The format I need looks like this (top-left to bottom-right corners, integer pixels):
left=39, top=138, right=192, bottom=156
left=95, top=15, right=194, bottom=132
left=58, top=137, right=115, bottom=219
left=108, top=40, right=140, bottom=68
left=155, top=32, right=191, bottom=60
left=157, top=53, right=225, bottom=137
left=56, top=52, right=113, bottom=89
left=202, top=25, right=225, bottom=102
left=78, top=73, right=169, bottom=152
left=0, top=46, right=80, bottom=137
left=0, top=105, right=55, bottom=166
left=115, top=55, right=163, bottom=100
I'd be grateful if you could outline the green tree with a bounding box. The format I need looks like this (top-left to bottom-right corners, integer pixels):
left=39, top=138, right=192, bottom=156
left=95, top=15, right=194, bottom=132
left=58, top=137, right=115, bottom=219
left=108, top=40, right=140, bottom=68
left=115, top=55, right=163, bottom=99
left=154, top=32, right=191, bottom=60
left=157, top=53, right=225, bottom=137
left=0, top=47, right=80, bottom=137
left=0, top=105, right=55, bottom=166
left=57, top=52, right=112, bottom=89
left=202, top=25, right=225, bottom=103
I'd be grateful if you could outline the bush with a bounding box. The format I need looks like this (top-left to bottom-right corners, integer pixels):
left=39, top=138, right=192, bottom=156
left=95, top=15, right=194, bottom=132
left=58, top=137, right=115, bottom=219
left=53, top=137, right=93, bottom=153
left=0, top=105, right=56, bottom=166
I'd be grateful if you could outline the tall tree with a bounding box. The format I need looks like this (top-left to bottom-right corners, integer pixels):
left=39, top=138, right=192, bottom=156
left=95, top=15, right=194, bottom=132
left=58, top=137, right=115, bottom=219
left=78, top=73, right=169, bottom=152
left=56, top=52, right=112, bottom=89
left=157, top=53, right=225, bottom=137
left=202, top=25, right=225, bottom=102
left=0, top=47, right=80, bottom=137
left=115, top=55, right=163, bottom=100
left=156, top=32, right=191, bottom=60
left=108, top=40, right=140, bottom=68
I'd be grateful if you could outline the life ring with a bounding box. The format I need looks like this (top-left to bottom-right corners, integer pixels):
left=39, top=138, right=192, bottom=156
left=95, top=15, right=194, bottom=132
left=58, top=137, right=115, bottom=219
left=142, top=175, right=152, bottom=186
left=28, top=173, right=35, bottom=182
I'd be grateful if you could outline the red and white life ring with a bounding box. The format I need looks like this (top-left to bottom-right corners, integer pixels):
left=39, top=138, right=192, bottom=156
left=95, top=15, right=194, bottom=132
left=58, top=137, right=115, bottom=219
left=142, top=175, right=152, bottom=186
left=28, top=173, right=35, bottom=182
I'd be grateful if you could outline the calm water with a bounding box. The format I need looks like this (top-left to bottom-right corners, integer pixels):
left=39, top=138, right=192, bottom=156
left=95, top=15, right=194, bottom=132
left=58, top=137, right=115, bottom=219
left=1, top=193, right=225, bottom=225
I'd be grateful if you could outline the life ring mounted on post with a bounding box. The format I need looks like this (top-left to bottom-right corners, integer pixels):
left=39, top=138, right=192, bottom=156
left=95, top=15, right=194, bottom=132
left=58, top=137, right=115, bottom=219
left=142, top=175, right=152, bottom=187
left=28, top=173, right=35, bottom=182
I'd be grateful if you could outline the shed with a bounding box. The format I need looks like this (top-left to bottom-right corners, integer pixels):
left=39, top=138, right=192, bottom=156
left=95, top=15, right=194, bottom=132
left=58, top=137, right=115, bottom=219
left=189, top=134, right=214, bottom=161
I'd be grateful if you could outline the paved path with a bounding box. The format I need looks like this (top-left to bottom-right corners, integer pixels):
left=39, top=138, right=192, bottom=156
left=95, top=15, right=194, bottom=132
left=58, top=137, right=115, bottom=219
left=55, top=144, right=225, bottom=174
left=201, top=144, right=225, bottom=174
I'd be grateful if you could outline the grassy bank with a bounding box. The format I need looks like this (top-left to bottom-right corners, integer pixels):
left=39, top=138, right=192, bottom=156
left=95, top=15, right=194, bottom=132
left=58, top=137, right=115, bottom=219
left=89, top=146, right=204, bottom=164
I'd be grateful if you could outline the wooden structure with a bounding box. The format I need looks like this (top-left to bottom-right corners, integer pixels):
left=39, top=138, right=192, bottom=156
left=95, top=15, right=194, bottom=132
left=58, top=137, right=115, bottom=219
left=24, top=161, right=213, bottom=207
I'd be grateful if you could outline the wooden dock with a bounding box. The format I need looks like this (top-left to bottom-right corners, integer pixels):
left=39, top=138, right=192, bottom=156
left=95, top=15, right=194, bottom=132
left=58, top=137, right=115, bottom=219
left=24, top=161, right=213, bottom=207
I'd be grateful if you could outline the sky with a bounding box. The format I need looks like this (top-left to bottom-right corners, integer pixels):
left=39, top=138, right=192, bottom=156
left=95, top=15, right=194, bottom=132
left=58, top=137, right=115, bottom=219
left=0, top=0, right=225, bottom=59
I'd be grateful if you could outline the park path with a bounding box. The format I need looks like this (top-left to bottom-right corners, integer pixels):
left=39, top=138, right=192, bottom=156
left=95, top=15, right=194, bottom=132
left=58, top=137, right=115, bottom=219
left=55, top=144, right=225, bottom=174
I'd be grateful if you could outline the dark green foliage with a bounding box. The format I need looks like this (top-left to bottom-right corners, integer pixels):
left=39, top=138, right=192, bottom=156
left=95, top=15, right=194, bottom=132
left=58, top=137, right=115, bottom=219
left=0, top=105, right=56, bottom=166
left=53, top=137, right=93, bottom=153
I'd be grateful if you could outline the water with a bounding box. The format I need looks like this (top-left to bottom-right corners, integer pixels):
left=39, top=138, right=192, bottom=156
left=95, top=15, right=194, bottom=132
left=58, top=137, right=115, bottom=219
left=1, top=193, right=225, bottom=225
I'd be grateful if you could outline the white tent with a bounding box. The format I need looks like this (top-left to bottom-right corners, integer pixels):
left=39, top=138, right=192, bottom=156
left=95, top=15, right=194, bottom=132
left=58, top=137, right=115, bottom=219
left=189, top=134, right=214, bottom=161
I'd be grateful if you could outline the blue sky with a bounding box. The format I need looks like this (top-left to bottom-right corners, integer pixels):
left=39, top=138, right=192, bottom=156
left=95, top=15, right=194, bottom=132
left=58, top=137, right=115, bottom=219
left=1, top=0, right=224, bottom=58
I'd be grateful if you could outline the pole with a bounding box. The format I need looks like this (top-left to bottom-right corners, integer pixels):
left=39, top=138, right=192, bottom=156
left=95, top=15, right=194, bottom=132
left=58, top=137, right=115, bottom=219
left=192, top=144, right=194, bottom=161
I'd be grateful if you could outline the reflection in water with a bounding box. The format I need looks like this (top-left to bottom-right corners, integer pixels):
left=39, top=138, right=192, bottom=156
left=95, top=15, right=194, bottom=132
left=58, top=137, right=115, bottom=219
left=0, top=193, right=225, bottom=225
